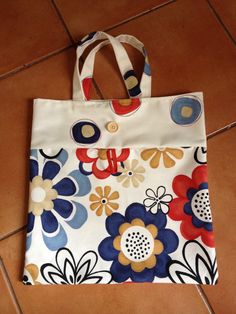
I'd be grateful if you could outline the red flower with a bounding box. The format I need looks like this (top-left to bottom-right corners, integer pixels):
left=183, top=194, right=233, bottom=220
left=82, top=77, right=92, bottom=100
left=76, top=148, right=130, bottom=179
left=168, top=165, right=215, bottom=247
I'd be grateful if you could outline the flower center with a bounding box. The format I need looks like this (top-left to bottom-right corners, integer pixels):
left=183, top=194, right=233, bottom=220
left=119, top=99, right=132, bottom=106
left=181, top=106, right=193, bottom=118
left=191, top=189, right=212, bottom=222
left=121, top=226, right=154, bottom=262
left=31, top=187, right=46, bottom=203
left=97, top=149, right=108, bottom=160
left=81, top=124, right=95, bottom=138
left=101, top=198, right=107, bottom=204
left=127, top=171, right=133, bottom=176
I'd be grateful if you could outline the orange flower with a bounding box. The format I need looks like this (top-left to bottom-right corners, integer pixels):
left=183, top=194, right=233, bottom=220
left=141, top=148, right=184, bottom=168
left=89, top=186, right=119, bottom=216
left=117, top=159, right=145, bottom=188
left=23, top=264, right=41, bottom=285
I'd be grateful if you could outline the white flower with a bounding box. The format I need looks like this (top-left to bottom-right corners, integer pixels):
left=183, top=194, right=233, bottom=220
left=143, top=186, right=173, bottom=214
left=117, top=159, right=145, bottom=188
left=41, top=248, right=112, bottom=285
left=168, top=240, right=218, bottom=285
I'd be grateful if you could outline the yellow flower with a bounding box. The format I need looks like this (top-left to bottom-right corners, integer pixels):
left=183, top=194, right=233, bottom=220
left=29, top=176, right=58, bottom=216
left=24, top=264, right=41, bottom=285
left=113, top=219, right=164, bottom=272
left=141, top=148, right=184, bottom=168
left=89, top=186, right=119, bottom=216
left=117, top=159, right=145, bottom=188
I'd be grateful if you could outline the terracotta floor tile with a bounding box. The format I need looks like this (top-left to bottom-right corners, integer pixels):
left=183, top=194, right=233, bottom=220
left=79, top=0, right=236, bottom=133
left=54, top=0, right=172, bottom=41
left=0, top=262, right=18, bottom=314
left=0, top=48, right=100, bottom=239
left=0, top=0, right=70, bottom=76
left=209, top=0, right=236, bottom=40
left=0, top=231, right=209, bottom=314
left=201, top=127, right=236, bottom=314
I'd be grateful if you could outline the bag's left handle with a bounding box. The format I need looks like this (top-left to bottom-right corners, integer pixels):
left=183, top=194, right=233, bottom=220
left=73, top=31, right=142, bottom=101
left=79, top=34, right=152, bottom=99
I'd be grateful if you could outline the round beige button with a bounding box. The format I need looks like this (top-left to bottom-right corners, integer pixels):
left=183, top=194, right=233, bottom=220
left=106, top=121, right=119, bottom=133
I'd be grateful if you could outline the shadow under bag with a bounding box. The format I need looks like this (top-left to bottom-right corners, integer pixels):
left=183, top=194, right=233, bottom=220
left=23, top=31, right=218, bottom=285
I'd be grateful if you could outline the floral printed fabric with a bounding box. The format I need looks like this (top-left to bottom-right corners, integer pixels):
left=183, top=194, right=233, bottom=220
left=89, top=186, right=119, bottom=216
left=27, top=149, right=91, bottom=251
left=24, top=147, right=218, bottom=285
left=98, top=203, right=178, bottom=282
left=41, top=249, right=112, bottom=284
left=141, top=148, right=184, bottom=168
left=168, top=165, right=214, bottom=247
left=76, top=148, right=130, bottom=179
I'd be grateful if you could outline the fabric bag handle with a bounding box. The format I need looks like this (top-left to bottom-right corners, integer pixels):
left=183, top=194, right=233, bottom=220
left=73, top=31, right=151, bottom=100
left=80, top=34, right=151, bottom=99
left=73, top=31, right=141, bottom=100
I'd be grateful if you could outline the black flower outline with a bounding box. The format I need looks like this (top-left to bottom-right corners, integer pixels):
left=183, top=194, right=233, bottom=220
left=143, top=186, right=173, bottom=214
left=168, top=240, right=218, bottom=285
left=41, top=248, right=112, bottom=284
left=194, top=147, right=207, bottom=164
left=39, top=149, right=63, bottom=159
left=23, top=275, right=32, bottom=285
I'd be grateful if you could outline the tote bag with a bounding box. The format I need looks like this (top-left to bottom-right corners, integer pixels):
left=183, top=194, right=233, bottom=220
left=23, top=31, right=218, bottom=285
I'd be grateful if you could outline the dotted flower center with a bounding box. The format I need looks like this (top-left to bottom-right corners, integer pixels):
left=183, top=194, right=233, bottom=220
left=31, top=187, right=46, bottom=203
left=121, top=226, right=154, bottom=262
left=191, top=189, right=212, bottom=222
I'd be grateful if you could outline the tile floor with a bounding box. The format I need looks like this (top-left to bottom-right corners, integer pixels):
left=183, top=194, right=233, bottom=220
left=0, top=0, right=235, bottom=313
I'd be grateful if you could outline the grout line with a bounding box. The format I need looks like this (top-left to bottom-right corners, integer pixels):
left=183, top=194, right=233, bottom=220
left=103, top=0, right=176, bottom=33
left=92, top=78, right=104, bottom=99
left=206, top=0, right=236, bottom=46
left=0, top=257, right=23, bottom=314
left=0, top=44, right=74, bottom=81
left=0, top=226, right=26, bottom=242
left=51, top=0, right=75, bottom=44
left=0, top=0, right=175, bottom=79
left=84, top=1, right=176, bottom=99
left=0, top=0, right=234, bottom=137
left=195, top=285, right=215, bottom=314
left=207, top=121, right=236, bottom=139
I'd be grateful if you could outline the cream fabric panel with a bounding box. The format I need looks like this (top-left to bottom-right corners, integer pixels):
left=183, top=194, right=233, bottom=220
left=31, top=92, right=206, bottom=149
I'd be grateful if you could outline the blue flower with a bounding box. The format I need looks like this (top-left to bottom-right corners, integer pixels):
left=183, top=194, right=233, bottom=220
left=27, top=149, right=91, bottom=251
left=184, top=182, right=213, bottom=231
left=98, top=203, right=179, bottom=283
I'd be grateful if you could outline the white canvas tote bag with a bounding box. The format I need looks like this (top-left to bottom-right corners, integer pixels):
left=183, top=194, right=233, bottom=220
left=23, top=31, right=218, bottom=285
